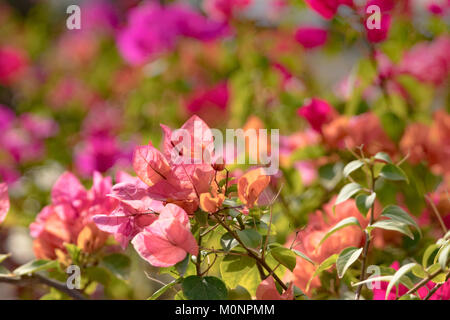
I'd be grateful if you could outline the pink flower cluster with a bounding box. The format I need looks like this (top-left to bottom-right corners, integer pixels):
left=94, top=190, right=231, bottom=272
left=30, top=172, right=116, bottom=260
left=0, top=105, right=58, bottom=183
left=0, top=183, right=9, bottom=224
left=74, top=105, right=134, bottom=177
left=94, top=116, right=216, bottom=266
left=118, top=2, right=229, bottom=65
left=372, top=262, right=450, bottom=300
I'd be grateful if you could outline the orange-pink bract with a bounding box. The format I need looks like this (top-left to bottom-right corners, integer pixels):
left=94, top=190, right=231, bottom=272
left=131, top=203, right=198, bottom=267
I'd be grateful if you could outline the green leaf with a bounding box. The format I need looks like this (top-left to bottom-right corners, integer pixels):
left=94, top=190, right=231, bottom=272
left=175, top=254, right=190, bottom=276
left=379, top=164, right=408, bottom=183
left=101, top=253, right=131, bottom=280
left=220, top=233, right=239, bottom=252
left=352, top=275, right=394, bottom=287
left=293, top=250, right=315, bottom=265
left=148, top=279, right=179, bottom=300
left=0, top=253, right=11, bottom=264
left=370, top=220, right=414, bottom=239
left=385, top=263, right=417, bottom=300
left=343, top=160, right=364, bottom=178
left=438, top=244, right=450, bottom=270
left=355, top=193, right=376, bottom=216
left=412, top=265, right=427, bottom=279
left=381, top=205, right=421, bottom=237
left=236, top=229, right=262, bottom=249
left=317, top=217, right=360, bottom=248
left=374, top=152, right=392, bottom=163
left=336, top=247, right=363, bottom=278
left=270, top=247, right=297, bottom=271
left=0, top=265, right=13, bottom=277
left=195, top=211, right=208, bottom=226
left=219, top=255, right=259, bottom=292
left=13, top=260, right=58, bottom=276
left=182, top=276, right=228, bottom=300
left=64, top=243, right=81, bottom=265
left=423, top=244, right=439, bottom=268
left=85, top=266, right=110, bottom=286
left=306, top=254, right=338, bottom=292
left=336, top=183, right=362, bottom=205
left=426, top=264, right=447, bottom=284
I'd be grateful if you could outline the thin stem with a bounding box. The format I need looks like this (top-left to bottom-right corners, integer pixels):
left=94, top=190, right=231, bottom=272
left=397, top=268, right=444, bottom=299
left=424, top=272, right=450, bottom=300
left=425, top=194, right=448, bottom=234
left=212, top=212, right=288, bottom=291
left=355, top=164, right=376, bottom=300
left=196, top=232, right=203, bottom=276
left=0, top=273, right=87, bottom=300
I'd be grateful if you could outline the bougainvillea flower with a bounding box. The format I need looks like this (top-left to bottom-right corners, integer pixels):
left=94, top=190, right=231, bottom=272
left=297, top=98, right=336, bottom=133
left=132, top=203, right=198, bottom=267
left=0, top=183, right=9, bottom=224
left=294, top=27, right=328, bottom=49
left=185, top=82, right=229, bottom=125
left=400, top=110, right=450, bottom=175
left=304, top=0, right=353, bottom=20
left=397, top=36, right=450, bottom=86
left=0, top=46, right=28, bottom=85
left=322, top=112, right=396, bottom=156
left=93, top=175, right=163, bottom=249
left=256, top=276, right=294, bottom=300
left=365, top=13, right=391, bottom=43
left=372, top=261, right=450, bottom=300
left=107, top=116, right=215, bottom=216
left=117, top=3, right=228, bottom=65
left=203, top=0, right=252, bottom=21
left=289, top=197, right=372, bottom=295
left=30, top=172, right=116, bottom=260
left=237, top=167, right=271, bottom=208
left=200, top=192, right=225, bottom=213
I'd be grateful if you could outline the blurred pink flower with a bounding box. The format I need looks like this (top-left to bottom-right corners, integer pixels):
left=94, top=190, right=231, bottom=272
left=203, top=0, right=252, bottom=21
left=0, top=183, right=9, bottom=224
left=304, top=0, right=353, bottom=20
left=0, top=105, right=15, bottom=130
left=294, top=27, right=328, bottom=49
left=294, top=161, right=318, bottom=186
left=365, top=13, right=391, bottom=43
left=0, top=46, right=28, bottom=85
left=131, top=203, right=198, bottom=267
left=397, top=36, right=450, bottom=86
left=256, top=276, right=294, bottom=300
left=185, top=82, right=229, bottom=125
left=0, top=106, right=58, bottom=163
left=372, top=261, right=450, bottom=300
left=30, top=172, right=116, bottom=260
left=75, top=134, right=133, bottom=177
left=117, top=2, right=228, bottom=65
left=297, top=98, right=336, bottom=133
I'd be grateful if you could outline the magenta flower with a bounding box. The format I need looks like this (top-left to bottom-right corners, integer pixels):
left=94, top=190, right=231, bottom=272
left=0, top=183, right=9, bottom=224
left=397, top=36, right=450, bottom=86
left=75, top=134, right=133, bottom=177
left=295, top=26, right=328, bottom=49
left=372, top=262, right=450, bottom=300
left=304, top=0, right=353, bottom=20
left=297, top=98, right=336, bottom=132
left=365, top=13, right=391, bottom=43
left=203, top=0, right=252, bottom=21
left=117, top=2, right=228, bottom=65
left=131, top=203, right=198, bottom=267
left=0, top=46, right=28, bottom=85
